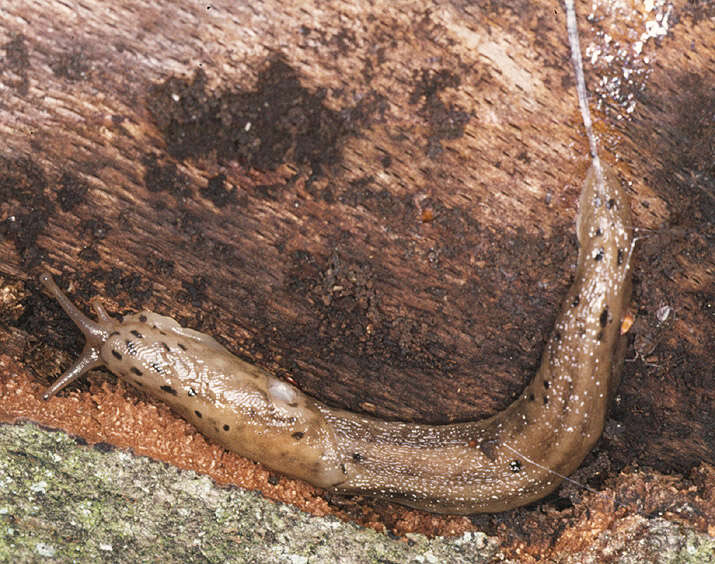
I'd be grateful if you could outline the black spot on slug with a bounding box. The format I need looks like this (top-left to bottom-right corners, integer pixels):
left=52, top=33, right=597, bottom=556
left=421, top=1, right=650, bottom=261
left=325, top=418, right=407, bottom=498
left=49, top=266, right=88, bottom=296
left=125, top=340, right=136, bottom=355
left=151, top=362, right=162, bottom=373
left=606, top=198, right=616, bottom=209
left=618, top=248, right=624, bottom=265
left=158, top=330, right=167, bottom=336
left=554, top=331, right=561, bottom=341
left=341, top=463, right=347, bottom=474
left=109, top=331, right=120, bottom=337
left=528, top=393, right=535, bottom=402
left=594, top=249, right=604, bottom=261
left=595, top=227, right=602, bottom=236
left=352, top=452, right=364, bottom=462
left=288, top=402, right=298, bottom=408
left=178, top=343, right=187, bottom=351
left=597, top=330, right=603, bottom=342
left=572, top=296, right=580, bottom=307
left=161, top=385, right=177, bottom=395
left=223, top=424, right=230, bottom=431
left=139, top=314, right=147, bottom=322
left=111, top=350, right=122, bottom=360
left=161, top=342, right=171, bottom=352
left=130, top=330, right=143, bottom=338
left=543, top=380, right=550, bottom=389
left=510, top=460, right=522, bottom=473
left=188, top=387, right=197, bottom=397
left=600, top=306, right=609, bottom=327
left=130, top=367, right=142, bottom=376
left=291, top=431, right=304, bottom=440
left=543, top=395, right=549, bottom=405
left=194, top=410, right=202, bottom=418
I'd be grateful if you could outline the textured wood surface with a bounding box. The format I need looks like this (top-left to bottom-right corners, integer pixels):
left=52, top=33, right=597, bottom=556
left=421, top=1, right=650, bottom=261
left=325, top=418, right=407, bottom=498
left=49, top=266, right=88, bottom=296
left=0, top=0, right=712, bottom=533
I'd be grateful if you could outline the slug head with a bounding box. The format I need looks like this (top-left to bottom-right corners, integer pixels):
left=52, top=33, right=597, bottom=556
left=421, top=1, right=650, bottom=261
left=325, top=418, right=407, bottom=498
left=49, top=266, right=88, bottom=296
left=40, top=273, right=117, bottom=400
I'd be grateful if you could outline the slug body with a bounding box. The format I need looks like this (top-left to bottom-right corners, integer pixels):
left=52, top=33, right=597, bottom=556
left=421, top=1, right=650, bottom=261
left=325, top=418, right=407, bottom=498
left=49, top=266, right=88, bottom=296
left=40, top=4, right=634, bottom=514
left=40, top=165, right=632, bottom=514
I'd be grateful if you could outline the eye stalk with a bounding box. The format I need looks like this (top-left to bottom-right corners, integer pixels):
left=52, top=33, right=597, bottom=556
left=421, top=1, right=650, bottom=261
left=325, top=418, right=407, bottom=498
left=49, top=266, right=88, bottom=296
left=39, top=272, right=115, bottom=400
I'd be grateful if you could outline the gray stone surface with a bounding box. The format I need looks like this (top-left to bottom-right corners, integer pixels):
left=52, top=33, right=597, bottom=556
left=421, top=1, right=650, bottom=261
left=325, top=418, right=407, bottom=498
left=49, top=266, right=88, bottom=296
left=1, top=422, right=712, bottom=563
left=0, top=422, right=498, bottom=563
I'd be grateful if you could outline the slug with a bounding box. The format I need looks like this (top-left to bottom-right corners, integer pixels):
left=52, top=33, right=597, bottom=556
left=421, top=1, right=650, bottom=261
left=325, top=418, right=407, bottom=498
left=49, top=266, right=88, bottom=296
left=38, top=6, right=633, bottom=514
left=38, top=162, right=632, bottom=514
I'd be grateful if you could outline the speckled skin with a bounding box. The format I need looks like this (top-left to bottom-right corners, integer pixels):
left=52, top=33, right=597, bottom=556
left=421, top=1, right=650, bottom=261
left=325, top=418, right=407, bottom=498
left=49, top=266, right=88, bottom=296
left=39, top=162, right=632, bottom=514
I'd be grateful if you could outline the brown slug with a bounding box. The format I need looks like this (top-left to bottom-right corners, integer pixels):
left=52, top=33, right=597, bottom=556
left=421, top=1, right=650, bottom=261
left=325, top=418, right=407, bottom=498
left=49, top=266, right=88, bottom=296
left=38, top=3, right=634, bottom=514
left=38, top=161, right=632, bottom=514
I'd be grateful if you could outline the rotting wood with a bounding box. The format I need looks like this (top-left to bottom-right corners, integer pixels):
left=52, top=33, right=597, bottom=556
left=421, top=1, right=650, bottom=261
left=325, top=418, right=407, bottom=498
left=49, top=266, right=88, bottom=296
left=0, top=0, right=712, bottom=537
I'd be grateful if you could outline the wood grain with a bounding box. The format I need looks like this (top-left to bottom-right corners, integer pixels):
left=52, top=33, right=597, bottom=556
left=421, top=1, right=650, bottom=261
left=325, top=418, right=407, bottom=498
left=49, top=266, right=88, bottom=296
left=0, top=0, right=712, bottom=525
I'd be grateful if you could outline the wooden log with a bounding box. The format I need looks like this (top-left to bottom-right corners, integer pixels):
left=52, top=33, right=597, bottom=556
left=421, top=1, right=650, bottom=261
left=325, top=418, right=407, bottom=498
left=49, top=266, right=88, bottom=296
left=0, top=0, right=712, bottom=538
